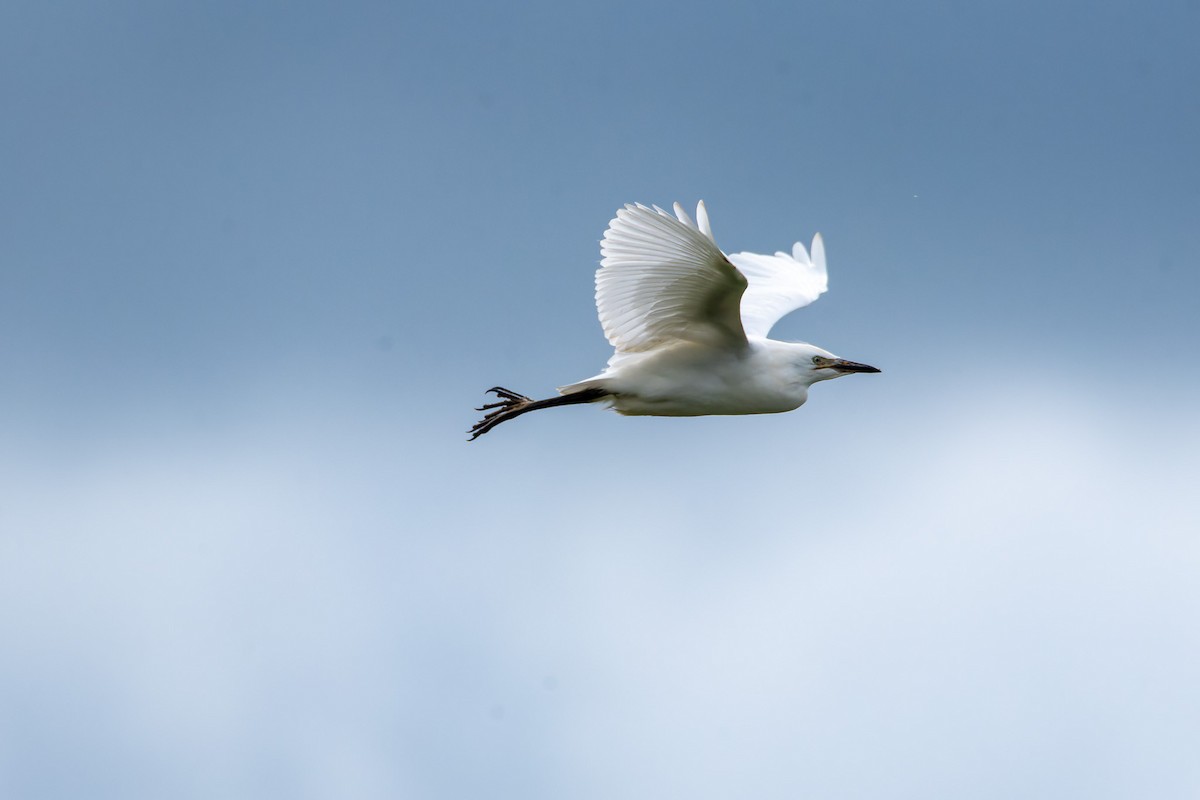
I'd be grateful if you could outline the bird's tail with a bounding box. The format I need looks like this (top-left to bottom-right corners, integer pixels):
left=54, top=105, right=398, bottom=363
left=469, top=386, right=608, bottom=440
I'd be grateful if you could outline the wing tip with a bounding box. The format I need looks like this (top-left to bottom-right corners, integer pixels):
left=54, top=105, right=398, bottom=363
left=672, top=201, right=694, bottom=228
left=810, top=232, right=827, bottom=273
left=695, top=200, right=713, bottom=241
left=791, top=240, right=811, bottom=264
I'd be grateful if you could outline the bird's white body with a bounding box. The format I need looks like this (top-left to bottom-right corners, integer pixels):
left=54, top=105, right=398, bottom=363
left=470, top=200, right=877, bottom=439
left=563, top=338, right=816, bottom=416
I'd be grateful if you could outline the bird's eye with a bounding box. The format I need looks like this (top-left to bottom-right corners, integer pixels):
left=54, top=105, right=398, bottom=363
left=812, top=356, right=823, bottom=365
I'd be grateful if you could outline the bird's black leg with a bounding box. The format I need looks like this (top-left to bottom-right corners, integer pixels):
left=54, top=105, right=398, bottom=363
left=469, top=386, right=608, bottom=440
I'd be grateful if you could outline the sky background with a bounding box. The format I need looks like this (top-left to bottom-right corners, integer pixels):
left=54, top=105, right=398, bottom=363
left=2, top=1, right=1198, bottom=798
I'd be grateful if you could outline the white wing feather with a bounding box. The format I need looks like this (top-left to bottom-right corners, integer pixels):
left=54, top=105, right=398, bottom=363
left=727, top=232, right=828, bottom=338
left=596, top=203, right=748, bottom=353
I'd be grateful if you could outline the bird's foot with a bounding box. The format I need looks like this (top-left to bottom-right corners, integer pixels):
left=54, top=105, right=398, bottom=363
left=470, top=386, right=532, bottom=439
left=474, top=386, right=531, bottom=411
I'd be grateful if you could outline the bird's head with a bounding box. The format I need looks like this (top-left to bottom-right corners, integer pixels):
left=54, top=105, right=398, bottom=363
left=792, top=343, right=881, bottom=385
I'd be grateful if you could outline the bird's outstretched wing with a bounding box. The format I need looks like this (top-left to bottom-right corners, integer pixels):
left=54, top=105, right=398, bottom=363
left=597, top=203, right=748, bottom=353
left=727, top=233, right=828, bottom=339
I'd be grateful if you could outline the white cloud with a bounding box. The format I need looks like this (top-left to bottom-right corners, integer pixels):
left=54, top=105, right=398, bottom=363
left=0, top=382, right=1196, bottom=798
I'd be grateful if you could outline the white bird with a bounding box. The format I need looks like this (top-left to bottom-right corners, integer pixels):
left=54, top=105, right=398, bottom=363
left=470, top=201, right=879, bottom=439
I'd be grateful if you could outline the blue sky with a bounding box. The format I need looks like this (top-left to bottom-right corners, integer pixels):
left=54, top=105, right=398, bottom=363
left=2, top=1, right=1198, bottom=798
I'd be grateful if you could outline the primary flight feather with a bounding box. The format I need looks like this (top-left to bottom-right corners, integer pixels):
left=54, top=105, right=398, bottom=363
left=470, top=201, right=879, bottom=439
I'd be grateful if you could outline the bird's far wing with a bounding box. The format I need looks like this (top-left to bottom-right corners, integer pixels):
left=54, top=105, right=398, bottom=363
left=726, top=233, right=828, bottom=339
left=597, top=203, right=749, bottom=353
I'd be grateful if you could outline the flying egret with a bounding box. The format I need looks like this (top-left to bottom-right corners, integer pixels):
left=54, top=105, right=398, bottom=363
left=470, top=201, right=879, bottom=439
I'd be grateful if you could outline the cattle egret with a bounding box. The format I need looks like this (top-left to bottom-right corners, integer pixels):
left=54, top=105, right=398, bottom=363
left=470, top=201, right=879, bottom=439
